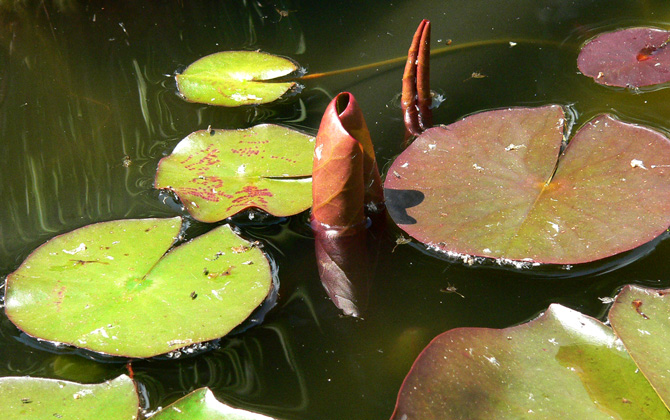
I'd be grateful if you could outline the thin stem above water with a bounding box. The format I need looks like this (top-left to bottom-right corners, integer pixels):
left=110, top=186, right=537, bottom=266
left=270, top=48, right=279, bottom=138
left=298, top=38, right=568, bottom=81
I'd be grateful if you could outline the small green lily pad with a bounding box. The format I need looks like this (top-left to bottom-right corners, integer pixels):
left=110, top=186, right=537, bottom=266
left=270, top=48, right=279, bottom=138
left=176, top=51, right=299, bottom=106
left=392, top=304, right=670, bottom=419
left=153, top=388, right=276, bottom=419
left=609, top=285, right=670, bottom=407
left=0, top=375, right=138, bottom=420
left=155, top=124, right=314, bottom=222
left=4, top=218, right=273, bottom=358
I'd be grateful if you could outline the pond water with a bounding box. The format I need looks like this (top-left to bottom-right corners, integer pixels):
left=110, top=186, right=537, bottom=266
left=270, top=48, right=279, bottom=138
left=1, top=0, right=670, bottom=418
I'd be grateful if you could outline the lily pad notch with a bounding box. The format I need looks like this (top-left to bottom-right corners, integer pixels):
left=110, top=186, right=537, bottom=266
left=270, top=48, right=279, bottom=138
left=385, top=105, right=670, bottom=264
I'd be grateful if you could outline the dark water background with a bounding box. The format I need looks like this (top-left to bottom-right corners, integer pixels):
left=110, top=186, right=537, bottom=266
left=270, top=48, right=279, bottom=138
left=1, top=0, right=670, bottom=418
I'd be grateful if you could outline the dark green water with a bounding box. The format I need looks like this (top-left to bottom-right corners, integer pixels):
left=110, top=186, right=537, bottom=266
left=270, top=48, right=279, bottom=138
left=1, top=0, right=670, bottom=418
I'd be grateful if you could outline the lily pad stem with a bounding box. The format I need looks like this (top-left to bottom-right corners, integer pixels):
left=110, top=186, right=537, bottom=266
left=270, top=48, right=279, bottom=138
left=298, top=38, right=566, bottom=81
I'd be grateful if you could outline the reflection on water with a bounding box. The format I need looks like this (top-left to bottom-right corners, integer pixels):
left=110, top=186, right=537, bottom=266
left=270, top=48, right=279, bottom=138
left=0, top=0, right=308, bottom=264
left=134, top=323, right=309, bottom=417
left=1, top=0, right=670, bottom=418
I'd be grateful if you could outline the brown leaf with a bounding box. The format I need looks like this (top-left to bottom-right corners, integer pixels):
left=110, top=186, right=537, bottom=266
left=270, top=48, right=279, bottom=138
left=312, top=92, right=384, bottom=227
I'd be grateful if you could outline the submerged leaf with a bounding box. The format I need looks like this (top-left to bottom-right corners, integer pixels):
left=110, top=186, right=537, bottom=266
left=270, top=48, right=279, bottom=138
left=384, top=105, right=670, bottom=264
left=577, top=27, right=670, bottom=87
left=312, top=222, right=370, bottom=318
left=176, top=51, right=299, bottom=106
left=153, top=387, right=277, bottom=419
left=609, top=286, right=670, bottom=407
left=0, top=375, right=138, bottom=420
left=4, top=218, right=273, bottom=358
left=155, top=124, right=314, bottom=222
left=392, top=304, right=670, bottom=419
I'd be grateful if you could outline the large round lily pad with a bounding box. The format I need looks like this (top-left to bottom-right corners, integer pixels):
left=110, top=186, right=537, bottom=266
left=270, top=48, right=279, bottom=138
left=155, top=124, right=314, bottom=222
left=392, top=304, right=670, bottom=419
left=384, top=105, right=670, bottom=264
left=4, top=218, right=273, bottom=358
left=176, top=51, right=299, bottom=106
left=578, top=27, right=670, bottom=88
left=153, top=387, right=276, bottom=420
left=0, top=375, right=138, bottom=420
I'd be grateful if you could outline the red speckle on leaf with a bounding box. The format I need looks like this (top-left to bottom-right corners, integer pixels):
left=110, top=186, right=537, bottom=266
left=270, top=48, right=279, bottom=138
left=632, top=299, right=650, bottom=319
left=180, top=145, right=221, bottom=170
left=269, top=155, right=296, bottom=163
left=231, top=148, right=261, bottom=156
left=54, top=285, right=66, bottom=312
left=226, top=186, right=274, bottom=211
left=179, top=176, right=234, bottom=202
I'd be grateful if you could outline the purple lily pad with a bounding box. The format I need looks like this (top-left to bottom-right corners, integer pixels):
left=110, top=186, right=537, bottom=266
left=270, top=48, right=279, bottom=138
left=384, top=105, right=670, bottom=265
left=577, top=27, right=670, bottom=87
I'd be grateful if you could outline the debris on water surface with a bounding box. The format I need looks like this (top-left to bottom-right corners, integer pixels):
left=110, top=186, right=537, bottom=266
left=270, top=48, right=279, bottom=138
left=440, top=283, right=464, bottom=298
left=393, top=235, right=412, bottom=252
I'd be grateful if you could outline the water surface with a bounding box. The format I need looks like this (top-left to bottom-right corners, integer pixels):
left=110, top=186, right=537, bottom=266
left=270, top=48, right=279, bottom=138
left=1, top=1, right=670, bottom=418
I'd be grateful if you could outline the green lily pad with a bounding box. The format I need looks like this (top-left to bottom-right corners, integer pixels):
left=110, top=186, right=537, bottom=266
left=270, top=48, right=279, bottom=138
left=384, top=105, right=670, bottom=264
left=153, top=387, right=276, bottom=419
left=176, top=51, right=299, bottom=106
left=0, top=375, right=138, bottom=420
left=4, top=218, right=273, bottom=358
left=610, top=285, right=670, bottom=407
left=155, top=124, right=314, bottom=222
left=392, top=304, right=670, bottom=419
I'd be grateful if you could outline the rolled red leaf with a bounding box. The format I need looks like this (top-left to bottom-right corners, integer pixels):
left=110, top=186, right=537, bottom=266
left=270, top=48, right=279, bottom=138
left=311, top=92, right=385, bottom=317
left=312, top=92, right=384, bottom=227
left=402, top=19, right=433, bottom=144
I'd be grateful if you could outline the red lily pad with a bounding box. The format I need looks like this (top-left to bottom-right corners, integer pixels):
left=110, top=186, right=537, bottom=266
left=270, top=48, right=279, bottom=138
left=577, top=27, right=670, bottom=88
left=392, top=304, right=670, bottom=419
left=384, top=105, right=670, bottom=264
left=155, top=124, right=314, bottom=222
